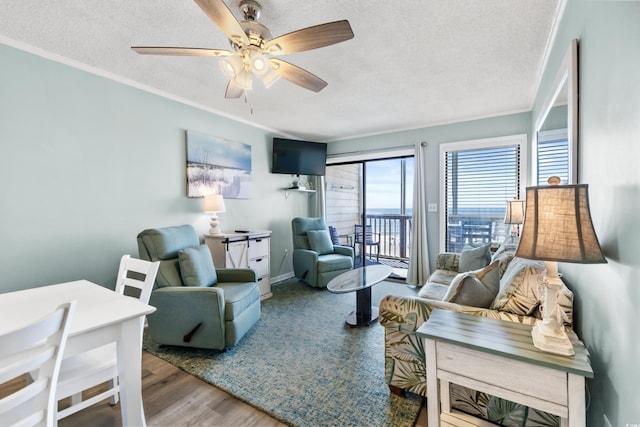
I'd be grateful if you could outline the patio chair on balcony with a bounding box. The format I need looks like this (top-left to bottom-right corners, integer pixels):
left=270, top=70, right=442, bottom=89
left=354, top=224, right=380, bottom=262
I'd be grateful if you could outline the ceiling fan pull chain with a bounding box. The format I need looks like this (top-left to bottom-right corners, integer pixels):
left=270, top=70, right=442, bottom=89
left=242, top=91, right=254, bottom=115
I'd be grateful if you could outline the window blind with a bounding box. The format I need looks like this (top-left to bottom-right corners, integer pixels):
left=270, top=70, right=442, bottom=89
left=444, top=144, right=521, bottom=252
left=537, top=131, right=569, bottom=185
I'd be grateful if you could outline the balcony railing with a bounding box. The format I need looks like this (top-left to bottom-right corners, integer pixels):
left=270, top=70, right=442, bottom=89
left=446, top=215, right=508, bottom=253
left=365, top=214, right=412, bottom=261
left=360, top=214, right=508, bottom=262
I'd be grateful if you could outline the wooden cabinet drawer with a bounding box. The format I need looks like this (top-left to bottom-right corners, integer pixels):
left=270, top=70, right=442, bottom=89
left=249, top=238, right=269, bottom=258
left=436, top=342, right=568, bottom=405
left=249, top=256, right=269, bottom=277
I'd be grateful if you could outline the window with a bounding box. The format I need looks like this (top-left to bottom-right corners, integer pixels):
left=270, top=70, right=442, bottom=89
left=439, top=135, right=527, bottom=252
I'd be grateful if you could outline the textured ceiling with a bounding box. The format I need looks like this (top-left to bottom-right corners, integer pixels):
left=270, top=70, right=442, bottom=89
left=0, top=1, right=560, bottom=141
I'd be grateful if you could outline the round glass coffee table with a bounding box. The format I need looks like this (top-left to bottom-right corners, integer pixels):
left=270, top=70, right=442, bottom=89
left=327, top=264, right=393, bottom=327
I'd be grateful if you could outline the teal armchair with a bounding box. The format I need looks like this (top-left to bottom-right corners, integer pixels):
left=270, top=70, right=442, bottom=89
left=137, top=225, right=260, bottom=350
left=291, top=217, right=354, bottom=288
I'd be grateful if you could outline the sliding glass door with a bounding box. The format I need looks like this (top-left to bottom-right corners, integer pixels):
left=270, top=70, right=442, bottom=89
left=325, top=156, right=413, bottom=279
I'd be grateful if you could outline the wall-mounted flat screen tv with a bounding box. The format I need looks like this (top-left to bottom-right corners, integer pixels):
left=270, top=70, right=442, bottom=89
left=271, top=138, right=327, bottom=176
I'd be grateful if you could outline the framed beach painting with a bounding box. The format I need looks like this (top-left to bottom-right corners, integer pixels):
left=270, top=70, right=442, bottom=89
left=186, top=131, right=252, bottom=198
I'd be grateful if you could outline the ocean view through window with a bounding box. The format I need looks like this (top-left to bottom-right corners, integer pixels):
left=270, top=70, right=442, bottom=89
left=439, top=135, right=527, bottom=253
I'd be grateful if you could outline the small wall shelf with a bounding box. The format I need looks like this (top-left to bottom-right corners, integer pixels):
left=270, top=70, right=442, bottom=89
left=283, top=187, right=316, bottom=199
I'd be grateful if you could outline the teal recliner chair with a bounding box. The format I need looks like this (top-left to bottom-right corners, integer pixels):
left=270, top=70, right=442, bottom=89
left=137, top=224, right=260, bottom=350
left=292, top=217, right=354, bottom=288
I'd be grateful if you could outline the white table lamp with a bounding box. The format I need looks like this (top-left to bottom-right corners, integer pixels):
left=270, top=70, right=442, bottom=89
left=204, top=194, right=226, bottom=234
left=504, top=198, right=525, bottom=242
left=515, top=177, right=606, bottom=356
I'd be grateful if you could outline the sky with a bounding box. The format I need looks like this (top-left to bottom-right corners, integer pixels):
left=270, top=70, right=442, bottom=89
left=365, top=158, right=414, bottom=210
left=186, top=131, right=252, bottom=171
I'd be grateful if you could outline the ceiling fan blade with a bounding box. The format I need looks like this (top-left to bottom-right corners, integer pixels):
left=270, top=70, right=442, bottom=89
left=225, top=80, right=245, bottom=98
left=270, top=59, right=327, bottom=92
left=131, top=47, right=232, bottom=57
left=263, top=20, right=354, bottom=55
left=194, top=0, right=250, bottom=47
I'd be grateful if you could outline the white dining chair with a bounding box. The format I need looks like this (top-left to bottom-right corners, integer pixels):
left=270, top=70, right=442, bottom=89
left=0, top=301, right=76, bottom=427
left=55, top=255, right=159, bottom=420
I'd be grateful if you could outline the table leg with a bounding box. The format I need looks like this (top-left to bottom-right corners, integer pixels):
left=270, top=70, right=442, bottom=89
left=356, top=286, right=371, bottom=324
left=567, top=373, right=586, bottom=427
left=117, top=316, right=146, bottom=427
left=441, top=379, right=451, bottom=413
left=425, top=338, right=440, bottom=427
left=345, top=287, right=378, bottom=327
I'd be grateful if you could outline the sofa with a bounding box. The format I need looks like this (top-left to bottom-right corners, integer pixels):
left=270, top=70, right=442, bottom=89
left=137, top=225, right=261, bottom=350
left=379, top=242, right=574, bottom=426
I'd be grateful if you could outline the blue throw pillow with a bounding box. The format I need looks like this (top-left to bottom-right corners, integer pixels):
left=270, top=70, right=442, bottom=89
left=459, top=244, right=491, bottom=272
left=328, top=226, right=340, bottom=245
left=307, top=230, right=334, bottom=255
left=443, top=261, right=500, bottom=308
left=178, top=244, right=218, bottom=287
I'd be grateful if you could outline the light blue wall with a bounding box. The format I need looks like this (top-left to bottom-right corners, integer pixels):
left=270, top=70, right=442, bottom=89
left=532, top=1, right=640, bottom=425
left=0, top=44, right=307, bottom=293
left=328, top=112, right=532, bottom=271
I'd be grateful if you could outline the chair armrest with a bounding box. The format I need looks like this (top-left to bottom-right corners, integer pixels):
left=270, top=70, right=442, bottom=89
left=333, top=245, right=354, bottom=258
left=435, top=252, right=461, bottom=271
left=147, top=286, right=227, bottom=348
left=294, top=248, right=319, bottom=263
left=293, top=249, right=319, bottom=280
left=150, top=285, right=225, bottom=306
left=216, top=268, right=257, bottom=283
left=148, top=287, right=225, bottom=327
left=379, top=295, right=435, bottom=332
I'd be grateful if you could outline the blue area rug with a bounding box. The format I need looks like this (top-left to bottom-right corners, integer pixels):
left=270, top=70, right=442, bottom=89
left=143, top=278, right=423, bottom=427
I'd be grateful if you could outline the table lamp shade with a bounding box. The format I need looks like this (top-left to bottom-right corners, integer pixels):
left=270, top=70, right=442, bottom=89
left=204, top=194, right=226, bottom=213
left=204, top=194, right=225, bottom=234
left=504, top=199, right=525, bottom=225
left=515, top=184, right=606, bottom=264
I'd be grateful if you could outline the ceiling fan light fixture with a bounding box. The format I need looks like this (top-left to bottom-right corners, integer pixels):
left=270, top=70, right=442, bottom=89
left=250, top=53, right=269, bottom=76
left=260, top=69, right=280, bottom=88
left=219, top=55, right=243, bottom=78
left=234, top=69, right=253, bottom=90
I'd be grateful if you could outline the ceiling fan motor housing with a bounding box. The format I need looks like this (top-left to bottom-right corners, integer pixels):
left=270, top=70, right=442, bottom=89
left=238, top=21, right=272, bottom=48
left=239, top=0, right=261, bottom=21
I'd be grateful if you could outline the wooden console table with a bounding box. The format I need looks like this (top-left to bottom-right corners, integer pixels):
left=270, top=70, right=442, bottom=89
left=417, top=309, right=593, bottom=427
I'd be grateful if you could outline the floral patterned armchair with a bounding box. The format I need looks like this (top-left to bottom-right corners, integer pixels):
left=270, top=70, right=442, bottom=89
left=379, top=246, right=574, bottom=426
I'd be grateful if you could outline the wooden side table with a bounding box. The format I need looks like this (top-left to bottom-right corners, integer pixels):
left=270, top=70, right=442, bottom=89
left=416, top=309, right=593, bottom=427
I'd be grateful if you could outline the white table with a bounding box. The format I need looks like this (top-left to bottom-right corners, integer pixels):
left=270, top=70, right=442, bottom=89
left=327, top=264, right=392, bottom=327
left=0, top=280, right=156, bottom=426
left=417, top=309, right=593, bottom=427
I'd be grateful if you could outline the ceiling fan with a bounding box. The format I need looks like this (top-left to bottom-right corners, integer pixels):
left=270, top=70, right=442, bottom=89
left=131, top=0, right=354, bottom=98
